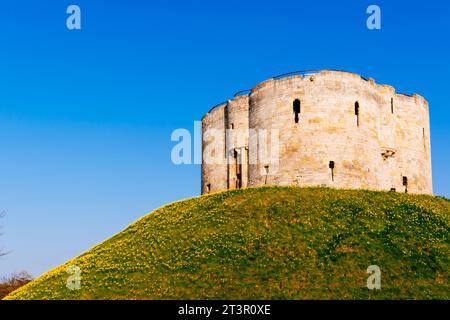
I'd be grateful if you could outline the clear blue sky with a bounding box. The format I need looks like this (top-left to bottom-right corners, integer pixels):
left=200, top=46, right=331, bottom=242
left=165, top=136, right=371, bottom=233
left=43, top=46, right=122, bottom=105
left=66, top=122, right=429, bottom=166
left=0, top=0, right=449, bottom=277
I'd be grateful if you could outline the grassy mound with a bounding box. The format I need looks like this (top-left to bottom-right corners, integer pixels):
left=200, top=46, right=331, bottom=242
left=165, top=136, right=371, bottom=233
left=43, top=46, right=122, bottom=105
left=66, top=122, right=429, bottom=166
left=4, top=187, right=449, bottom=300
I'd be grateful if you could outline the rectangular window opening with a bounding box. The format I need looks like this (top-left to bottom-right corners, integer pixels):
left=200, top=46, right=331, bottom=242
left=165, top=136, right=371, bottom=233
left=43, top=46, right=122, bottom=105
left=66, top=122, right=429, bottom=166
left=234, top=149, right=242, bottom=189
left=236, top=173, right=242, bottom=189
left=402, top=176, right=408, bottom=193
left=264, top=165, right=269, bottom=184
left=293, top=99, right=301, bottom=124
left=329, top=161, right=335, bottom=181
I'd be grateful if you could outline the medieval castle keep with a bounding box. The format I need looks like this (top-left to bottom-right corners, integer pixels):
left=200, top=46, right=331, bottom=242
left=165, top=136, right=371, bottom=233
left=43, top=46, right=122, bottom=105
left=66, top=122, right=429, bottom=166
left=201, top=70, right=432, bottom=195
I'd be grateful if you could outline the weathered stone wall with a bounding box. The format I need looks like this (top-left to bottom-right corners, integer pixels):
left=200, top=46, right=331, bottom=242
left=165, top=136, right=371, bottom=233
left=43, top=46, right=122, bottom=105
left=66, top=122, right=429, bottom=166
left=226, top=95, right=250, bottom=190
left=201, top=103, right=227, bottom=194
left=201, top=70, right=432, bottom=195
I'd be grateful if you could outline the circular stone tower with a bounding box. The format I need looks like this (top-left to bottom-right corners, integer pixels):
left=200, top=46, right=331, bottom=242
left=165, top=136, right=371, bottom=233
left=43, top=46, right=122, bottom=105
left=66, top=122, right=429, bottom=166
left=201, top=70, right=432, bottom=195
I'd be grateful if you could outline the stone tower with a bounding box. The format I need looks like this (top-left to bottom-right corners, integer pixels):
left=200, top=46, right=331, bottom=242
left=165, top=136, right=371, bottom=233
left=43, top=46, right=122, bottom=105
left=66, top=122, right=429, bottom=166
left=201, top=70, right=432, bottom=195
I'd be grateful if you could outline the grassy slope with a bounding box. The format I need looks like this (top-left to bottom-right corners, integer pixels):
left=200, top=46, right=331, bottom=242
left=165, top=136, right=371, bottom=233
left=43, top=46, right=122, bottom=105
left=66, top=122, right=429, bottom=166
left=4, top=187, right=450, bottom=300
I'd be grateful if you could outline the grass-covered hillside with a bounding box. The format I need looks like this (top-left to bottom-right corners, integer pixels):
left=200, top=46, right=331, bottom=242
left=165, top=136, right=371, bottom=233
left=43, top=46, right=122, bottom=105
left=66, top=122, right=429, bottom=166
left=4, top=187, right=449, bottom=300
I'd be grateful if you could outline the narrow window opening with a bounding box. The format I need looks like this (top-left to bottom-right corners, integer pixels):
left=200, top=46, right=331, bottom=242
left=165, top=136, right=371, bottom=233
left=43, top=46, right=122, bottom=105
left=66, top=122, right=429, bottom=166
left=206, top=183, right=211, bottom=193
left=391, top=98, right=394, bottom=114
left=235, top=149, right=242, bottom=189
left=293, top=99, right=301, bottom=124
left=402, top=176, right=408, bottom=193
left=230, top=123, right=234, bottom=130
left=329, top=161, right=335, bottom=181
left=236, top=173, right=242, bottom=189
left=423, top=128, right=426, bottom=150
left=264, top=165, right=269, bottom=185
left=355, top=102, right=360, bottom=127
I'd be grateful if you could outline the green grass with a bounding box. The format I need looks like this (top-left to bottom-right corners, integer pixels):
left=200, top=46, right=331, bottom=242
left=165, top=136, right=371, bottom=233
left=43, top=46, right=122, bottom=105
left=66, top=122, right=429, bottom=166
left=4, top=187, right=450, bottom=300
